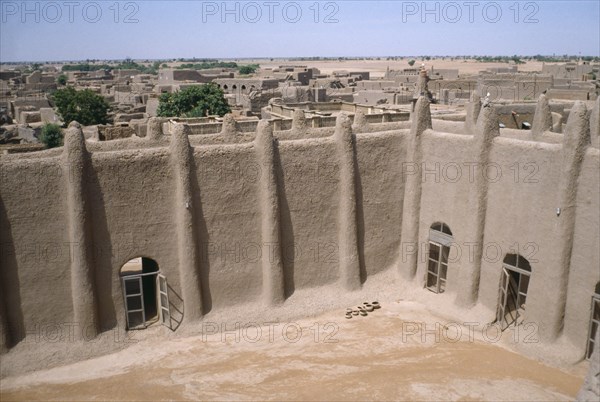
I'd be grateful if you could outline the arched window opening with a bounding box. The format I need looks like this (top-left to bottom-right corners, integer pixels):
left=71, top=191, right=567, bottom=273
left=427, top=222, right=454, bottom=294
left=586, top=282, right=600, bottom=359
left=496, top=253, right=532, bottom=330
left=120, top=257, right=171, bottom=330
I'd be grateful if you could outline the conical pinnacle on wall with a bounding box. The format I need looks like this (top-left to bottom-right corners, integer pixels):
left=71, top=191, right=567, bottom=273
left=334, top=112, right=360, bottom=291
left=292, top=109, right=307, bottom=131
left=334, top=113, right=353, bottom=142
left=255, top=119, right=274, bottom=150
left=465, top=92, right=482, bottom=134
left=563, top=101, right=590, bottom=155
left=171, top=123, right=191, bottom=140
left=531, top=94, right=553, bottom=138
left=352, top=110, right=368, bottom=133
left=220, top=114, right=238, bottom=136
left=544, top=100, right=591, bottom=343
left=170, top=123, right=193, bottom=169
left=62, top=121, right=87, bottom=162
left=475, top=102, right=500, bottom=143
left=255, top=119, right=285, bottom=305
left=61, top=120, right=98, bottom=339
left=410, top=96, right=432, bottom=137
left=147, top=117, right=165, bottom=141
left=255, top=119, right=277, bottom=187
left=551, top=112, right=563, bottom=133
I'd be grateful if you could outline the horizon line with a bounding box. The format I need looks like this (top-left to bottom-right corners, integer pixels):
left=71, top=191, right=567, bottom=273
left=1, top=54, right=599, bottom=65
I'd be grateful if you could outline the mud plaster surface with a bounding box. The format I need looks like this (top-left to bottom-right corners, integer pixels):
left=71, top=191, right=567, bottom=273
left=1, top=298, right=585, bottom=401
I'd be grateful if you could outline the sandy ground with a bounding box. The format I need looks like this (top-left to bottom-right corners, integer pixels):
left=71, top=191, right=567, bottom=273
left=0, top=298, right=584, bottom=401
left=58, top=57, right=547, bottom=77
left=1, top=57, right=551, bottom=78
left=254, top=58, right=548, bottom=78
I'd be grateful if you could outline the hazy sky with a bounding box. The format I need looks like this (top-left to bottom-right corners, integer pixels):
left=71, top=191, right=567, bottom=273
left=1, top=0, right=599, bottom=62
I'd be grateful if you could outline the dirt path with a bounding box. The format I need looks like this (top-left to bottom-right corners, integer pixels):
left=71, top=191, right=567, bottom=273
left=1, top=300, right=584, bottom=401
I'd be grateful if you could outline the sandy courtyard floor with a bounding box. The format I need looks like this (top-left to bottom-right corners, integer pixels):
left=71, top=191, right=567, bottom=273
left=0, top=300, right=584, bottom=401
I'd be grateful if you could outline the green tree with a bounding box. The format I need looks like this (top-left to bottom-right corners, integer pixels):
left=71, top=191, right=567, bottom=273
left=408, top=59, right=416, bottom=67
left=62, top=63, right=112, bottom=72
left=157, top=84, right=230, bottom=118
left=56, top=74, right=67, bottom=85
left=238, top=64, right=259, bottom=74
left=39, top=123, right=63, bottom=148
left=511, top=55, right=525, bottom=64
left=52, top=87, right=110, bottom=126
left=176, top=61, right=238, bottom=70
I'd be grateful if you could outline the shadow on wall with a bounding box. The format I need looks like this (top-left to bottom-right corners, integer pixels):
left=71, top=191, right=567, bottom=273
left=167, top=284, right=184, bottom=331
left=88, top=162, right=117, bottom=332
left=274, top=142, right=296, bottom=299
left=0, top=196, right=25, bottom=347
left=191, top=154, right=212, bottom=315
left=352, top=134, right=367, bottom=284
